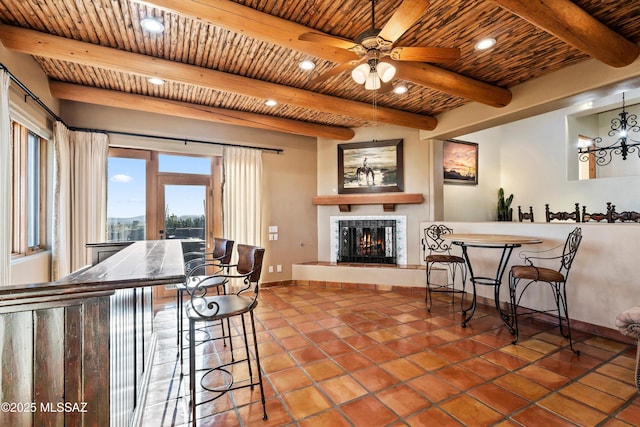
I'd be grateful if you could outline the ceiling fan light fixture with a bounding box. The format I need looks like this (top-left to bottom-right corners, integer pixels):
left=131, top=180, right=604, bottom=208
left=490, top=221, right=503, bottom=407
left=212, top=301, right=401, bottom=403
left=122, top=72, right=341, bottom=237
left=351, top=63, right=370, bottom=84
left=474, top=37, right=496, bottom=51
left=364, top=73, right=381, bottom=90
left=140, top=16, right=165, bottom=33
left=377, top=62, right=396, bottom=83
left=352, top=59, right=396, bottom=90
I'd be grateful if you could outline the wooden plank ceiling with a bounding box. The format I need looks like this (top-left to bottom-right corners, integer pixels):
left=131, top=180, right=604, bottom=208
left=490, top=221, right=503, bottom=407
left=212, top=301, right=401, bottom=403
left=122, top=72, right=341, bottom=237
left=0, top=0, right=639, bottom=140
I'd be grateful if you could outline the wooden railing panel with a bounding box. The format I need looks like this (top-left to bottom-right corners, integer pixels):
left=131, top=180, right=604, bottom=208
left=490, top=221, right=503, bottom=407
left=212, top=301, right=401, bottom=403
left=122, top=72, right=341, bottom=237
left=65, top=304, right=83, bottom=427
left=0, top=240, right=184, bottom=427
left=33, top=308, right=65, bottom=427
left=0, top=311, right=34, bottom=426
left=82, top=297, right=110, bottom=426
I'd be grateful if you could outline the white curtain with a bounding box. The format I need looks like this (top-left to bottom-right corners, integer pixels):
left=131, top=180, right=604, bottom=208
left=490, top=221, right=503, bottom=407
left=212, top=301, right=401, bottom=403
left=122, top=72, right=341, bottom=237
left=52, top=123, right=108, bottom=279
left=222, top=147, right=263, bottom=247
left=0, top=71, right=11, bottom=286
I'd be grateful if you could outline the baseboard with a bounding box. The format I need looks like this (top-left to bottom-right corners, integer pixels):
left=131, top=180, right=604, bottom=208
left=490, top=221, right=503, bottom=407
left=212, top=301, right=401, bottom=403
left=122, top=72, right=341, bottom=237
left=263, top=281, right=633, bottom=345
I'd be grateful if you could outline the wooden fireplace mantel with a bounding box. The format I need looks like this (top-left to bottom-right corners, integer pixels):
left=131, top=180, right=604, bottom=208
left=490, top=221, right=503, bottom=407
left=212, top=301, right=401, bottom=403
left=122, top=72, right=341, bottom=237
left=312, top=193, right=423, bottom=212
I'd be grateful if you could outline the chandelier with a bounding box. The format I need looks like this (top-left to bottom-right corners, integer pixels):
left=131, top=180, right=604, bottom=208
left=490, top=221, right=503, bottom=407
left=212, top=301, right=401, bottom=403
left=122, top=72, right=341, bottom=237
left=578, top=93, right=640, bottom=165
left=351, top=52, right=396, bottom=91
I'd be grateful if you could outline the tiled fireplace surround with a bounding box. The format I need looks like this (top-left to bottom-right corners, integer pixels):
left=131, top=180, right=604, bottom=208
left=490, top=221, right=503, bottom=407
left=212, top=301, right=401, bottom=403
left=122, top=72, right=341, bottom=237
left=329, top=215, right=408, bottom=265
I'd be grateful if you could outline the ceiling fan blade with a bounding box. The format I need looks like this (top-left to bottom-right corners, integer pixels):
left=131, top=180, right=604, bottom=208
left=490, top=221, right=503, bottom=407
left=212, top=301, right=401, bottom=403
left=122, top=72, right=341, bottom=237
left=298, top=32, right=357, bottom=51
left=308, top=61, right=361, bottom=86
left=390, top=46, right=460, bottom=63
left=377, top=0, right=430, bottom=44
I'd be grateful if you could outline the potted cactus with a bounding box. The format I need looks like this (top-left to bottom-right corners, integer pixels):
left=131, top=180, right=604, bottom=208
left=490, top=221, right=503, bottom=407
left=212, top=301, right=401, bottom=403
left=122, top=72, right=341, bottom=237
left=497, top=188, right=513, bottom=221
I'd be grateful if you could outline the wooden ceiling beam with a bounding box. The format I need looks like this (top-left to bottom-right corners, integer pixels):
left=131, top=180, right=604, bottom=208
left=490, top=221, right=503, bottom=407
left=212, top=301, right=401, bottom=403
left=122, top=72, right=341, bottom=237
left=49, top=82, right=356, bottom=140
left=492, top=0, right=639, bottom=68
left=0, top=24, right=437, bottom=130
left=133, top=0, right=512, bottom=107
left=393, top=62, right=512, bottom=108
left=132, top=0, right=359, bottom=64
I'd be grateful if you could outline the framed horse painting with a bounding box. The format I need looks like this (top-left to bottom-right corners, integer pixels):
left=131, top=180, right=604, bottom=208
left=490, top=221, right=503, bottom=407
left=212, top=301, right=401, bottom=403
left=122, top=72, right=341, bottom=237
left=338, top=139, right=404, bottom=194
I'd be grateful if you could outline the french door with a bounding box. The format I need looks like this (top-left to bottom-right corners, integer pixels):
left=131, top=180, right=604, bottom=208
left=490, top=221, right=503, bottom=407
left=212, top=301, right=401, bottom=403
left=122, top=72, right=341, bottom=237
left=157, top=175, right=212, bottom=246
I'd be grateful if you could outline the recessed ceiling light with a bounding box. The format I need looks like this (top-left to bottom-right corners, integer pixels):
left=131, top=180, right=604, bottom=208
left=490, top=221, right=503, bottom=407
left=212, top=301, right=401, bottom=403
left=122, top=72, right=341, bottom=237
left=148, top=77, right=165, bottom=85
left=264, top=99, right=277, bottom=107
left=141, top=16, right=165, bottom=33
left=299, top=60, right=316, bottom=71
left=392, top=82, right=408, bottom=95
left=474, top=37, right=496, bottom=51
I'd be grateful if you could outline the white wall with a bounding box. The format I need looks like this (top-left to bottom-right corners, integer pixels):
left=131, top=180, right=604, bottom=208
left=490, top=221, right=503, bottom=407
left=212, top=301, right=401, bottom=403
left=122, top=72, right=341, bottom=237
left=446, top=96, right=640, bottom=222
left=10, top=251, right=51, bottom=285
left=443, top=127, right=502, bottom=221
left=436, top=96, right=640, bottom=331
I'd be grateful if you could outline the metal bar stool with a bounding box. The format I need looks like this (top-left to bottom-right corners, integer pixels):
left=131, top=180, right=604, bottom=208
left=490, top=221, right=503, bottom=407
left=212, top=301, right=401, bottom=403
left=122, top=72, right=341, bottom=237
left=177, top=238, right=234, bottom=368
left=507, top=227, right=583, bottom=354
left=185, top=244, right=267, bottom=425
left=421, top=224, right=467, bottom=311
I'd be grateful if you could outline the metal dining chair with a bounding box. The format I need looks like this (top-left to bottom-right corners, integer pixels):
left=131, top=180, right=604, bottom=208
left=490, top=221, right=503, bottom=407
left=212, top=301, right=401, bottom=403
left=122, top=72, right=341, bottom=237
left=185, top=244, right=267, bottom=425
left=421, top=224, right=467, bottom=311
left=507, top=227, right=583, bottom=354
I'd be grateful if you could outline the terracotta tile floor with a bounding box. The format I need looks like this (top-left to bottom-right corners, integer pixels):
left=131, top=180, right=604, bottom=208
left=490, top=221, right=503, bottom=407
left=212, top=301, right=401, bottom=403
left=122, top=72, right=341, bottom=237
left=141, top=285, right=640, bottom=426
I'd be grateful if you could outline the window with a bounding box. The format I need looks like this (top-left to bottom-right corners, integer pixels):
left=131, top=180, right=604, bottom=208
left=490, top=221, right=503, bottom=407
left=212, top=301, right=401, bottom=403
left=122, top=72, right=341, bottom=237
left=12, top=121, right=46, bottom=255
left=159, top=153, right=211, bottom=175
left=107, top=148, right=149, bottom=242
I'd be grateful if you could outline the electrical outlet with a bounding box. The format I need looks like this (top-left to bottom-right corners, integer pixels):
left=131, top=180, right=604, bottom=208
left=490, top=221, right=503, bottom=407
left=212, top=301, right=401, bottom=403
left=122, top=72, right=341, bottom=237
left=268, top=225, right=278, bottom=233
left=273, top=233, right=278, bottom=241
left=276, top=264, right=282, bottom=272
left=268, top=265, right=274, bottom=273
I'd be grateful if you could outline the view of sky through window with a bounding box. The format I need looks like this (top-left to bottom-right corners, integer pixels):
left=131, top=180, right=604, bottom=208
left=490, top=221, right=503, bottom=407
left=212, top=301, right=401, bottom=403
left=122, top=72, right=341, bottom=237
left=108, top=157, right=146, bottom=219
left=158, top=154, right=210, bottom=175
left=108, top=155, right=209, bottom=219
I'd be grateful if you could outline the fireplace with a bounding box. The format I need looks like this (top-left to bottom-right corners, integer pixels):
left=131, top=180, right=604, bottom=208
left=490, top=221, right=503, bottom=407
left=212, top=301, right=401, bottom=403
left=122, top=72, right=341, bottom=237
left=338, top=219, right=396, bottom=264
left=330, top=215, right=407, bottom=265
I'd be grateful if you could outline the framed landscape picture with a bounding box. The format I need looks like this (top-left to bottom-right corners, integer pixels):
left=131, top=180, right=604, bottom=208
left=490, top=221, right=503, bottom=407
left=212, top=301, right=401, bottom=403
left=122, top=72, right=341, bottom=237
left=443, top=139, right=478, bottom=185
left=338, top=139, right=404, bottom=194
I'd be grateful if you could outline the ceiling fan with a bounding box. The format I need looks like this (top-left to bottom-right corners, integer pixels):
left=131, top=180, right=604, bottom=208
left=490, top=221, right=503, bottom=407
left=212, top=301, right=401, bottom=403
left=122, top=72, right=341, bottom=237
left=299, top=0, right=460, bottom=91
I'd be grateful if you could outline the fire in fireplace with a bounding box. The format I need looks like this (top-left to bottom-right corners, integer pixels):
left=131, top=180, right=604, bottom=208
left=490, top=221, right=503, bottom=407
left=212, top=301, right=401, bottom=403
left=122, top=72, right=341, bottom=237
left=338, top=219, right=396, bottom=264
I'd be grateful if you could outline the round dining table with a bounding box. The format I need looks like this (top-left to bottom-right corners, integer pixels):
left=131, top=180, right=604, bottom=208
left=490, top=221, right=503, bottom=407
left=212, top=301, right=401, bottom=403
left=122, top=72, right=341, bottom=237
left=442, top=233, right=543, bottom=328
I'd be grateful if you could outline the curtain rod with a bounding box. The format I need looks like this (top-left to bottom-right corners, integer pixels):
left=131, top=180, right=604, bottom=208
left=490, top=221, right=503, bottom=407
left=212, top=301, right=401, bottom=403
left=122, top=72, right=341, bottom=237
left=0, top=62, right=283, bottom=154
left=73, top=127, right=283, bottom=153
left=1, top=63, right=64, bottom=123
